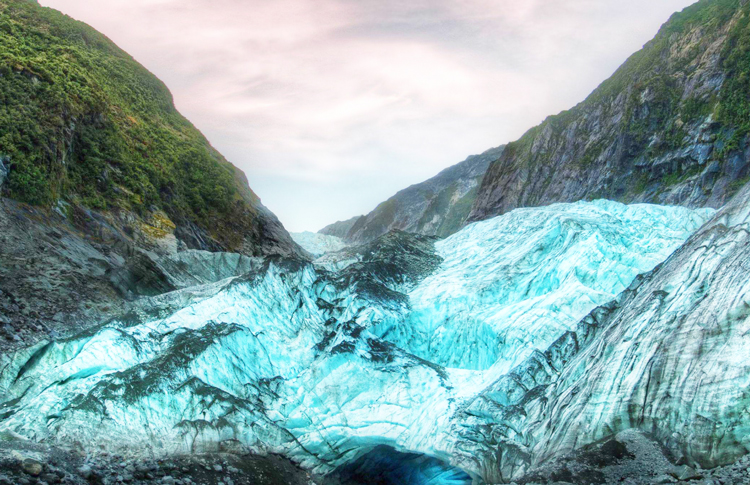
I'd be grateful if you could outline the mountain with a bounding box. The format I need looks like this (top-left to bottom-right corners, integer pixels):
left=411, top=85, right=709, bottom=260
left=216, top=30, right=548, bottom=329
left=0, top=0, right=302, bottom=349
left=469, top=0, right=750, bottom=223
left=5, top=0, right=750, bottom=483
left=0, top=200, right=712, bottom=484
left=320, top=145, right=504, bottom=244
left=0, top=0, right=299, bottom=257
left=318, top=215, right=361, bottom=239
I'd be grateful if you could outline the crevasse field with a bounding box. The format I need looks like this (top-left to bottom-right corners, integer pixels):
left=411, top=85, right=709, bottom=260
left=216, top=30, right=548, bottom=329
left=0, top=200, right=715, bottom=483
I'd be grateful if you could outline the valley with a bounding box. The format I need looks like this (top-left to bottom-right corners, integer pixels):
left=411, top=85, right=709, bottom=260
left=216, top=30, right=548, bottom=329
left=2, top=0, right=750, bottom=483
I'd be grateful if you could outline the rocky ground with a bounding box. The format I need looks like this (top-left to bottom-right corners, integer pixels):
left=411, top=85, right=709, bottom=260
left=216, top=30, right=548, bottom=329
left=0, top=191, right=305, bottom=358
left=0, top=434, right=318, bottom=485
left=513, top=429, right=750, bottom=485
left=2, top=429, right=749, bottom=484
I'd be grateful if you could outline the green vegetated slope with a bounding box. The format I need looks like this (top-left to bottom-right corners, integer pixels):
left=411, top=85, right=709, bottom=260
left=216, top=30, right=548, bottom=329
left=469, top=0, right=750, bottom=222
left=0, top=0, right=298, bottom=255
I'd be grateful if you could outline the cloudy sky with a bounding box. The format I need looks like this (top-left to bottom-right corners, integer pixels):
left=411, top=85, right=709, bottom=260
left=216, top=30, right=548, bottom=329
left=40, top=0, right=696, bottom=232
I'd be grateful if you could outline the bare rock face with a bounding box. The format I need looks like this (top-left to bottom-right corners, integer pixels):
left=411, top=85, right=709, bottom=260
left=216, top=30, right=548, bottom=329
left=0, top=196, right=281, bottom=353
left=469, top=0, right=750, bottom=223
left=321, top=146, right=504, bottom=244
left=0, top=157, right=8, bottom=188
left=318, top=216, right=361, bottom=240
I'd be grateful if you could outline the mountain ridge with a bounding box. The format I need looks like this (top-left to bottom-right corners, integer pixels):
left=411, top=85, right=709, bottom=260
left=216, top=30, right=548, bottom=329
left=469, top=0, right=750, bottom=222
left=0, top=0, right=301, bottom=258
left=320, top=145, right=504, bottom=244
left=0, top=0, right=303, bottom=352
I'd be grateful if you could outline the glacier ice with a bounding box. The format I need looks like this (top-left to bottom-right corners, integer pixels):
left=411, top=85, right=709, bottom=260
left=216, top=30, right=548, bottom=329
left=0, top=200, right=716, bottom=482
left=457, top=185, right=750, bottom=481
left=331, top=445, right=473, bottom=484
left=291, top=231, right=348, bottom=257
left=375, top=200, right=714, bottom=376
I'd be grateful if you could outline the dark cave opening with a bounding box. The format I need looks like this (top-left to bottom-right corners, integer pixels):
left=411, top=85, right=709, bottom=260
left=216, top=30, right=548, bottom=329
left=329, top=445, right=472, bottom=485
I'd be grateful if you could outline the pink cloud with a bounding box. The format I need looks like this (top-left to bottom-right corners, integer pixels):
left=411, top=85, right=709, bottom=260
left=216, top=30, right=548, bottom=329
left=40, top=0, right=697, bottom=231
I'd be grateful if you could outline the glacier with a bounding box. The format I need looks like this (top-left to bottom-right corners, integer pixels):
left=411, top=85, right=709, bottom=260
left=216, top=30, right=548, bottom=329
left=291, top=231, right=348, bottom=257
left=460, top=183, right=750, bottom=481
left=0, top=200, right=717, bottom=482
left=374, top=201, right=713, bottom=376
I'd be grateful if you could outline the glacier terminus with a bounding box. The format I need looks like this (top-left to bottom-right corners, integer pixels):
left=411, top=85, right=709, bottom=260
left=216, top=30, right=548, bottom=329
left=0, top=200, right=723, bottom=483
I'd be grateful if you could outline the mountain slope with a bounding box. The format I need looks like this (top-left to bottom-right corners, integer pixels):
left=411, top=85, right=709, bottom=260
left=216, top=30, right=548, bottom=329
left=0, top=0, right=299, bottom=257
left=321, top=145, right=504, bottom=244
left=318, top=216, right=361, bottom=239
left=0, top=0, right=303, bottom=351
left=469, top=0, right=750, bottom=222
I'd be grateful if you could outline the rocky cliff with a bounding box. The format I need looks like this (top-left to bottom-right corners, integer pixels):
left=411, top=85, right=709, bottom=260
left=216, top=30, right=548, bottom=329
left=318, top=216, right=361, bottom=239
left=469, top=0, right=750, bottom=222
left=321, top=145, right=504, bottom=244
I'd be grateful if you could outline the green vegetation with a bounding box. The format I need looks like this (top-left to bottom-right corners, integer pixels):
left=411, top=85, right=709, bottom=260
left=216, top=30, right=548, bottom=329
left=728, top=173, right=750, bottom=192
left=682, top=94, right=717, bottom=123
left=435, top=184, right=479, bottom=237
left=480, top=0, right=750, bottom=206
left=578, top=141, right=606, bottom=168
left=590, top=0, right=740, bottom=105
left=630, top=173, right=649, bottom=196
left=718, top=3, right=750, bottom=140
left=662, top=164, right=703, bottom=187
left=413, top=180, right=479, bottom=238
left=0, top=0, right=260, bottom=247
left=623, top=74, right=682, bottom=154
left=350, top=197, right=398, bottom=242
left=512, top=0, right=744, bottom=152
left=503, top=125, right=541, bottom=168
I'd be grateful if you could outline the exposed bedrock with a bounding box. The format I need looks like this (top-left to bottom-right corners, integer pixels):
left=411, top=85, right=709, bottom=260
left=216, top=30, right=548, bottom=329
left=469, top=0, right=750, bottom=224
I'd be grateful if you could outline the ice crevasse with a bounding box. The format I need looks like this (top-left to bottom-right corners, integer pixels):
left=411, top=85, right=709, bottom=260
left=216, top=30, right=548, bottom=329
left=0, top=200, right=715, bottom=482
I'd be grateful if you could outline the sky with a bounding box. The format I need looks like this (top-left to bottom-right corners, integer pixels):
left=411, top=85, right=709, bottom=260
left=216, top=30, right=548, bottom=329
left=39, top=0, right=697, bottom=232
